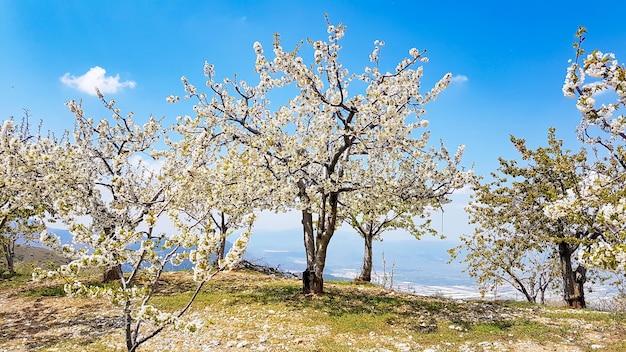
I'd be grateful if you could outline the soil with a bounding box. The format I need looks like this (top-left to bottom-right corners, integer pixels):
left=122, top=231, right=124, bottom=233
left=1, top=270, right=624, bottom=352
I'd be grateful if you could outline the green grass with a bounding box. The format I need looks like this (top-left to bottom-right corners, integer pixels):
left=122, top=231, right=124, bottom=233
left=3, top=268, right=626, bottom=351
left=472, top=320, right=514, bottom=332
left=121, top=271, right=626, bottom=351
left=148, top=273, right=564, bottom=348
left=39, top=339, right=122, bottom=352
left=511, top=319, right=547, bottom=335
left=22, top=284, right=67, bottom=297
left=541, top=308, right=626, bottom=323
left=0, top=272, right=31, bottom=288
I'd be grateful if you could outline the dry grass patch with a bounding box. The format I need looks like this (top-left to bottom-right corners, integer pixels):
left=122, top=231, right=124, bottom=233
left=1, top=268, right=625, bottom=351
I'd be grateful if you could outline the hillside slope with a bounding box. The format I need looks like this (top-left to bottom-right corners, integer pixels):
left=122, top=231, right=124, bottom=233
left=1, top=269, right=625, bottom=351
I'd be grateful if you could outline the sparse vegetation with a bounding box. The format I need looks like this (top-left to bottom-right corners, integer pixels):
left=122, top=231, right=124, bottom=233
left=2, top=265, right=625, bottom=351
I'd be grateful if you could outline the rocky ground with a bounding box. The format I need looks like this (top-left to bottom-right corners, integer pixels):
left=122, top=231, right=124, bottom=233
left=1, top=269, right=624, bottom=352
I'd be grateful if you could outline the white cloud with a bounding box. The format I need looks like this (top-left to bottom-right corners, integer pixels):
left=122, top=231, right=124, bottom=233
left=450, top=74, right=468, bottom=84
left=61, top=66, right=136, bottom=96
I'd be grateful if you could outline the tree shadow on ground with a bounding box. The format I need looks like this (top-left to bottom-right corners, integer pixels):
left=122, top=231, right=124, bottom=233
left=0, top=297, right=123, bottom=350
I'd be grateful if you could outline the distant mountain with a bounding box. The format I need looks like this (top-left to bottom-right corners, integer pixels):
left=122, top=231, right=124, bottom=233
left=13, top=244, right=70, bottom=267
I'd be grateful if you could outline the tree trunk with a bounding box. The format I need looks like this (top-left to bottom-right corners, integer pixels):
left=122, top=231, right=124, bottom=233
left=573, top=265, right=586, bottom=308
left=213, top=236, right=226, bottom=267
left=300, top=208, right=334, bottom=294
left=539, top=277, right=549, bottom=305
left=212, top=213, right=227, bottom=267
left=299, top=179, right=340, bottom=295
left=2, top=240, right=16, bottom=275
left=103, top=264, right=123, bottom=282
left=538, top=271, right=551, bottom=305
left=506, top=268, right=536, bottom=303
left=125, top=305, right=135, bottom=352
left=558, top=242, right=586, bottom=308
left=101, top=226, right=122, bottom=282
left=302, top=209, right=315, bottom=294
left=312, top=237, right=330, bottom=294
left=357, top=232, right=373, bottom=282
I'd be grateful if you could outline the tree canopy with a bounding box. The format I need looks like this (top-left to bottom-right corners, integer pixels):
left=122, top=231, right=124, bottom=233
left=456, top=128, right=590, bottom=307
left=554, top=26, right=626, bottom=273
left=7, top=19, right=471, bottom=350
left=169, top=18, right=470, bottom=293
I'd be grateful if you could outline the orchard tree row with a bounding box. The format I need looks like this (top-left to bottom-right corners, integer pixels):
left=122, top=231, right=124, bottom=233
left=3, top=20, right=625, bottom=351
left=1, top=19, right=470, bottom=351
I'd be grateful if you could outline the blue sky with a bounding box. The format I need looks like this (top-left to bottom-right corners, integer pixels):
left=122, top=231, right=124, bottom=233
left=3, top=1, right=626, bottom=279
left=3, top=1, right=625, bottom=173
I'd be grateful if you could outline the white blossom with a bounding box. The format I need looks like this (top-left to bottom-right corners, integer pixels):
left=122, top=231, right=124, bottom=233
left=560, top=28, right=626, bottom=273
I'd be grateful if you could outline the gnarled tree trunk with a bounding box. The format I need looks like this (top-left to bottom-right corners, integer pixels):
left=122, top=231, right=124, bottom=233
left=558, top=242, right=586, bottom=308
left=300, top=190, right=339, bottom=294
left=2, top=239, right=16, bottom=276
left=301, top=209, right=331, bottom=294
left=103, top=264, right=123, bottom=282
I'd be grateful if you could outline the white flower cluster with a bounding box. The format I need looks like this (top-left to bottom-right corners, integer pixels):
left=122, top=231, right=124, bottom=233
left=62, top=279, right=149, bottom=306
left=23, top=17, right=473, bottom=347
left=543, top=172, right=612, bottom=222
left=563, top=60, right=583, bottom=98
left=598, top=198, right=626, bottom=228
left=578, top=242, right=626, bottom=271
left=1, top=118, right=68, bottom=260
left=543, top=197, right=575, bottom=220
left=561, top=29, right=626, bottom=273
left=135, top=305, right=204, bottom=332
left=219, top=216, right=254, bottom=271
left=564, top=49, right=626, bottom=137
